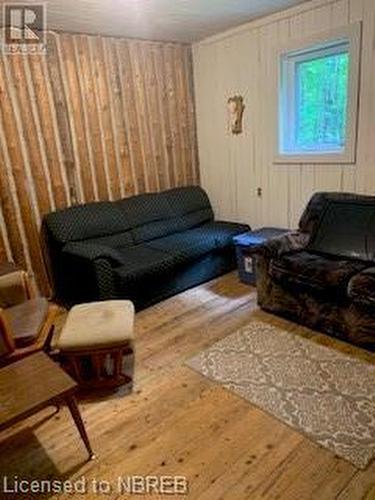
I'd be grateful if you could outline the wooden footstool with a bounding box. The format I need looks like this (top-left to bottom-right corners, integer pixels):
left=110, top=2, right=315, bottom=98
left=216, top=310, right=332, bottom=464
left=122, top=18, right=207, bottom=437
left=57, top=301, right=134, bottom=390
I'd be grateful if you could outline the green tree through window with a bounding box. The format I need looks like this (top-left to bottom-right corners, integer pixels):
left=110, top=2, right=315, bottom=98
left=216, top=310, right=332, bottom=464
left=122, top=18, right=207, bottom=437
left=295, top=52, right=349, bottom=151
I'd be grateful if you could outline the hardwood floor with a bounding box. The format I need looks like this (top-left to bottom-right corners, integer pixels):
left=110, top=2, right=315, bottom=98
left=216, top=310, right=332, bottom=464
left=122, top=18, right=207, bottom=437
left=0, top=272, right=374, bottom=499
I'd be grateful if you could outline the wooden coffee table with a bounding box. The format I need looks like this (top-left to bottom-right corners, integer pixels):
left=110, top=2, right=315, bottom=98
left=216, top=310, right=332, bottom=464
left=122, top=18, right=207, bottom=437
left=0, top=352, right=95, bottom=459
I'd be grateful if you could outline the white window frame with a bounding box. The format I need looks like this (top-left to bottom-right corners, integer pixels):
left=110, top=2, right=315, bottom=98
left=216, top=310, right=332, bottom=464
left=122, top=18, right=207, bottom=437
left=274, top=23, right=362, bottom=164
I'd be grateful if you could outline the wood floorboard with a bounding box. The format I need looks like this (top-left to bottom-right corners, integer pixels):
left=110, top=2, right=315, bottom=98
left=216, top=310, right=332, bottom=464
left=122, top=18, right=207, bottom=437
left=0, top=272, right=373, bottom=500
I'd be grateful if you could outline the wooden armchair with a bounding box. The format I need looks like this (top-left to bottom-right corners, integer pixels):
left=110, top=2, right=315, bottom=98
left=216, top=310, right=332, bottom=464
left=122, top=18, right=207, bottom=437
left=0, top=264, right=58, bottom=367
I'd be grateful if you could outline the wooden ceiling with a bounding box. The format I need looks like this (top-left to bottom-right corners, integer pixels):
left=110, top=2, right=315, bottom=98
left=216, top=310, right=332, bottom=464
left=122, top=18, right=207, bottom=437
left=1, top=0, right=310, bottom=42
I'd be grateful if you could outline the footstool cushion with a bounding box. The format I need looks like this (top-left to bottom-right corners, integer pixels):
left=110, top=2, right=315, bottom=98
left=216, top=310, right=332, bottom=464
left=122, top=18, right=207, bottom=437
left=58, top=300, right=134, bottom=352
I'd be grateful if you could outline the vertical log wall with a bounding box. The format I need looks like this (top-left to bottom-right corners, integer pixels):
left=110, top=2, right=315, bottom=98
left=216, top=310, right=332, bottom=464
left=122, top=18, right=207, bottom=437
left=0, top=32, right=199, bottom=294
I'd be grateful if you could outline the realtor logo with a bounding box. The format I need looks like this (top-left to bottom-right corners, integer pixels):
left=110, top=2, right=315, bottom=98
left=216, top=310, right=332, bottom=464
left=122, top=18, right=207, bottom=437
left=2, top=3, right=46, bottom=54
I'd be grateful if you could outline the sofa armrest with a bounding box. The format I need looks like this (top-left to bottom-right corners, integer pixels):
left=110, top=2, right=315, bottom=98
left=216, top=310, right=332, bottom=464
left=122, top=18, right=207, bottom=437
left=63, top=242, right=124, bottom=266
left=253, top=231, right=310, bottom=258
left=348, top=267, right=375, bottom=307
left=62, top=243, right=123, bottom=302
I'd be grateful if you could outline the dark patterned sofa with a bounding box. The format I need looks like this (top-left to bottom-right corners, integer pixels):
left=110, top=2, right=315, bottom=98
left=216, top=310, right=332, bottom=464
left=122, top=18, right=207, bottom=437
left=43, top=186, right=249, bottom=310
left=255, top=192, right=375, bottom=349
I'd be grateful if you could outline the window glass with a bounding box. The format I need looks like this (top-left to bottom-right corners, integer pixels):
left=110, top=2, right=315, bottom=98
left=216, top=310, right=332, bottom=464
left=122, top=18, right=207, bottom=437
left=295, top=51, right=349, bottom=152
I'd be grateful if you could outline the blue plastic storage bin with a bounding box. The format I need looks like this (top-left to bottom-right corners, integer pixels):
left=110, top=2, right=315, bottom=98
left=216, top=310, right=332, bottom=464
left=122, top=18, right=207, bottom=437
left=233, top=228, right=289, bottom=285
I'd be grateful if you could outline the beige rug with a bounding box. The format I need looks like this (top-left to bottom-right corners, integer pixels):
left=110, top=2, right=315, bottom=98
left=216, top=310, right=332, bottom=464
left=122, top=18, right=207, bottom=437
left=186, top=321, right=375, bottom=469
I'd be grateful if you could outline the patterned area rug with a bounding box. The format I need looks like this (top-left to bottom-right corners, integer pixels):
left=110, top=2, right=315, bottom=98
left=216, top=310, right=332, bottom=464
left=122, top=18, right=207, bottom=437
left=186, top=321, right=375, bottom=469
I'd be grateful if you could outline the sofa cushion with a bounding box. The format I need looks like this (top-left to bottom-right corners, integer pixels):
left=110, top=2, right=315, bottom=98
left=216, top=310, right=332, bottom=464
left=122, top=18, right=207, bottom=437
left=348, top=268, right=375, bottom=307
left=166, top=186, right=212, bottom=214
left=114, top=246, right=181, bottom=283
left=198, top=221, right=250, bottom=248
left=79, top=231, right=134, bottom=249
left=117, top=192, right=172, bottom=225
left=165, top=187, right=214, bottom=231
left=131, top=219, right=182, bottom=244
left=117, top=193, right=176, bottom=241
left=63, top=242, right=125, bottom=266
left=146, top=228, right=218, bottom=262
left=116, top=192, right=183, bottom=243
left=178, top=209, right=214, bottom=231
left=270, top=251, right=368, bottom=295
left=44, top=202, right=130, bottom=245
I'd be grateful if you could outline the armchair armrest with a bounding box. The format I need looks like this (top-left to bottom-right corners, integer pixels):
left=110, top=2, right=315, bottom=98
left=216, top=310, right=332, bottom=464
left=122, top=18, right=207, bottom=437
left=63, top=242, right=124, bottom=266
left=251, top=231, right=310, bottom=258
left=348, top=267, right=375, bottom=307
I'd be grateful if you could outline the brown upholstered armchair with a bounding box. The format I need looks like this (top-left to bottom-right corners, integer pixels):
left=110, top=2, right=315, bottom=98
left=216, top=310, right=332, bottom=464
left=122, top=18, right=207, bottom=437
left=255, top=192, right=375, bottom=349
left=0, top=264, right=58, bottom=366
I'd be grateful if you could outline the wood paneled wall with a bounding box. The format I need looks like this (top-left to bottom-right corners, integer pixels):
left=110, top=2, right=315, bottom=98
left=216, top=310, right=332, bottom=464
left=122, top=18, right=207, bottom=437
left=193, top=0, right=375, bottom=230
left=0, top=32, right=199, bottom=294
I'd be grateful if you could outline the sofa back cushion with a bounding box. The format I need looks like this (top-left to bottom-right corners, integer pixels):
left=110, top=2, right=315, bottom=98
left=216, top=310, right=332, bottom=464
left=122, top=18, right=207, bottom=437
left=116, top=186, right=214, bottom=244
left=308, top=199, right=375, bottom=261
left=77, top=232, right=134, bottom=249
left=165, top=186, right=214, bottom=232
left=44, top=201, right=132, bottom=246
left=116, top=192, right=180, bottom=244
left=44, top=186, right=214, bottom=248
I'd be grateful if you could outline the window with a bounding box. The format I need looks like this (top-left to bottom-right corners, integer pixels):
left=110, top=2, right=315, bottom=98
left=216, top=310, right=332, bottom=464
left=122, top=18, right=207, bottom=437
left=276, top=24, right=361, bottom=163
